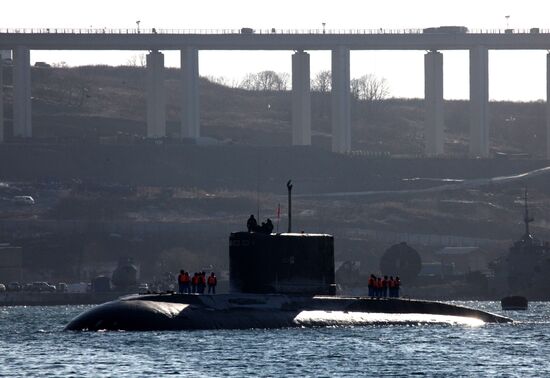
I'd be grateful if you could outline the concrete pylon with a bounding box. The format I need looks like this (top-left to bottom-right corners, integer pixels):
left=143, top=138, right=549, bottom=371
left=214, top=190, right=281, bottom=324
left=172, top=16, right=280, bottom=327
left=424, top=51, right=444, bottom=155
left=331, top=46, right=351, bottom=153
left=469, top=46, right=489, bottom=158
left=181, top=47, right=200, bottom=139
left=291, top=51, right=311, bottom=145
left=13, top=46, right=31, bottom=138
left=547, top=53, right=550, bottom=159
left=146, top=50, right=166, bottom=138
left=0, top=56, right=3, bottom=143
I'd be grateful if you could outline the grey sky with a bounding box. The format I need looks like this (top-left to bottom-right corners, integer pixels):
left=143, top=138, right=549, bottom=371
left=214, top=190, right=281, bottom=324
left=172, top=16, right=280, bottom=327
left=4, top=0, right=550, bottom=101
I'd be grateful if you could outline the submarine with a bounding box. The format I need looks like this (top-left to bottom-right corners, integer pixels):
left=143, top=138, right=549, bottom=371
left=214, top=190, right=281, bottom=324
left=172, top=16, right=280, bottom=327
left=65, top=180, right=510, bottom=330
left=66, top=231, right=511, bottom=331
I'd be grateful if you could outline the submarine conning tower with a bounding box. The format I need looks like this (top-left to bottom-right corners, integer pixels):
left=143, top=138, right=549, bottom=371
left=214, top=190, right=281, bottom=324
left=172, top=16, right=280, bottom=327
left=229, top=232, right=336, bottom=295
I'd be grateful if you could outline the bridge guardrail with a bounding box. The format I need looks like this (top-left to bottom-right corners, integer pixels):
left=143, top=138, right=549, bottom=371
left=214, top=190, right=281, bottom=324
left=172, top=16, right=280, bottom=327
left=1, top=28, right=550, bottom=35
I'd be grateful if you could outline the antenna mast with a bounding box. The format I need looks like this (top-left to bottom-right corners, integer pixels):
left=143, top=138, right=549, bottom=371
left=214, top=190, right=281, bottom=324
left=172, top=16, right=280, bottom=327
left=524, top=188, right=534, bottom=237
left=287, top=180, right=293, bottom=233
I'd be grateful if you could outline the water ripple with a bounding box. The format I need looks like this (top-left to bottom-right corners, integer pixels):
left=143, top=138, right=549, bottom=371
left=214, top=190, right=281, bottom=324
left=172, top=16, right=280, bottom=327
left=2, top=302, right=550, bottom=376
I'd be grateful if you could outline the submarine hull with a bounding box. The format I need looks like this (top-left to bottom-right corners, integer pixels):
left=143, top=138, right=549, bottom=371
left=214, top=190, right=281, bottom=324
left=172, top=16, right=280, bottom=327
left=65, top=293, right=511, bottom=331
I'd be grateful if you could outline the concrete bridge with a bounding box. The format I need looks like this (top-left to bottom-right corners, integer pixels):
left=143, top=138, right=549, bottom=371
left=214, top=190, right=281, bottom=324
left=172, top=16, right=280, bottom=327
left=2, top=27, right=550, bottom=157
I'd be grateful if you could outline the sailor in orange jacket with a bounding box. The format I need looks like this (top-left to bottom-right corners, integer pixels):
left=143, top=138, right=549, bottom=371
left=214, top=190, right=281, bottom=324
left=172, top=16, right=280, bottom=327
left=376, top=277, right=382, bottom=298
left=177, top=270, right=186, bottom=294
left=207, top=272, right=218, bottom=294
left=181, top=271, right=191, bottom=294
left=191, top=273, right=199, bottom=294
left=367, top=274, right=376, bottom=297
left=198, top=272, right=207, bottom=294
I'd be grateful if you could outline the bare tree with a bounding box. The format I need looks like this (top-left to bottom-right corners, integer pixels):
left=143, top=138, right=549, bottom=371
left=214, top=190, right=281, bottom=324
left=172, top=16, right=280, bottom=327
left=256, top=70, right=287, bottom=91
left=205, top=75, right=239, bottom=87
left=239, top=73, right=256, bottom=90
left=311, top=70, right=331, bottom=93
left=126, top=53, right=146, bottom=67
left=126, top=55, right=138, bottom=67
left=239, top=70, right=288, bottom=91
left=51, top=61, right=68, bottom=68
left=350, top=74, right=389, bottom=101
left=278, top=73, right=290, bottom=90
left=138, top=54, right=146, bottom=67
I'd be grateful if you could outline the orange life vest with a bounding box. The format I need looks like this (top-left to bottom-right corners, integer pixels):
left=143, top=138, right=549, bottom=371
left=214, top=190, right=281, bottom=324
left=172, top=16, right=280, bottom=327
left=192, top=275, right=198, bottom=285
left=182, top=273, right=190, bottom=284
left=368, top=277, right=374, bottom=287
left=208, top=276, right=217, bottom=286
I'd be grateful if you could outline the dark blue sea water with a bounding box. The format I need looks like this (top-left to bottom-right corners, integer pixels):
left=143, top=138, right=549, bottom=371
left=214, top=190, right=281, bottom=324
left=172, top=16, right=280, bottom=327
left=1, top=301, right=550, bottom=377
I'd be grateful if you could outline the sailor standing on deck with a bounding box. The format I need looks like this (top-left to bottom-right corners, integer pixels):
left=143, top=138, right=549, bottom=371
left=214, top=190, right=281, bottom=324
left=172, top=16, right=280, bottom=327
left=198, top=272, right=207, bottom=294
left=191, top=272, right=199, bottom=294
left=207, top=272, right=218, bottom=294
left=182, top=271, right=191, bottom=294
left=177, top=270, right=185, bottom=294
left=388, top=276, right=395, bottom=297
left=368, top=274, right=375, bottom=297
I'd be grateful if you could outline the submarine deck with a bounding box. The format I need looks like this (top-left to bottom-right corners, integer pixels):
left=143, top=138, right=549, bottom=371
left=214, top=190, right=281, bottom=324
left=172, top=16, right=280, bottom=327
left=65, top=293, right=512, bottom=331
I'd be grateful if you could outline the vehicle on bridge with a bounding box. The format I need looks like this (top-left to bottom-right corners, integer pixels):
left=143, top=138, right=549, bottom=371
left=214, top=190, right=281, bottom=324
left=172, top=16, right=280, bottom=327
left=240, top=27, right=254, bottom=34
left=423, top=26, right=468, bottom=34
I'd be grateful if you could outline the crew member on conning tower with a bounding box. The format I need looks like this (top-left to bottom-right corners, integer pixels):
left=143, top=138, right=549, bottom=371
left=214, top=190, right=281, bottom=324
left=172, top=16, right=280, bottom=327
left=247, top=215, right=258, bottom=232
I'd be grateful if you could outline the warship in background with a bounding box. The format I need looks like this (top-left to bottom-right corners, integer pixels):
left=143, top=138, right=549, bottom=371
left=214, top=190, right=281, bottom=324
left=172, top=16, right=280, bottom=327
left=492, top=190, right=550, bottom=302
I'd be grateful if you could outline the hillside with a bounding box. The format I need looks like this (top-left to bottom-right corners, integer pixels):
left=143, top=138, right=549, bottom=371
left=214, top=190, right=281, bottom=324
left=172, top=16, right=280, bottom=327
left=0, top=64, right=547, bottom=156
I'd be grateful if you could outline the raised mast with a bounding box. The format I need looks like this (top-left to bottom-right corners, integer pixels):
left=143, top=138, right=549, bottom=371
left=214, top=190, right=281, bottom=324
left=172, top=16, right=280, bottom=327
left=523, top=189, right=534, bottom=240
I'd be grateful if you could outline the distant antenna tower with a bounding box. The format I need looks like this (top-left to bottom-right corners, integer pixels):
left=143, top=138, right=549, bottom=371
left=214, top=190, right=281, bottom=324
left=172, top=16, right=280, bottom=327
left=523, top=188, right=534, bottom=237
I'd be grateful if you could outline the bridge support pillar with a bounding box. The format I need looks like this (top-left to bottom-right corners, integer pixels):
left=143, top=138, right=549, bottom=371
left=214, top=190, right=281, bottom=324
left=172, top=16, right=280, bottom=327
left=14, top=46, right=31, bottom=138
left=181, top=47, right=200, bottom=139
left=546, top=53, right=550, bottom=159
left=146, top=50, right=166, bottom=138
left=0, top=56, right=3, bottom=142
left=424, top=50, right=444, bottom=155
left=292, top=51, right=311, bottom=145
left=469, top=46, right=489, bottom=158
left=331, top=46, right=351, bottom=153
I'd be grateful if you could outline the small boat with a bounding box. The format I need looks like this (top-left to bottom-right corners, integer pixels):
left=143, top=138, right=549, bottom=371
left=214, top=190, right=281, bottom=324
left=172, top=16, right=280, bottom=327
left=501, top=296, right=528, bottom=311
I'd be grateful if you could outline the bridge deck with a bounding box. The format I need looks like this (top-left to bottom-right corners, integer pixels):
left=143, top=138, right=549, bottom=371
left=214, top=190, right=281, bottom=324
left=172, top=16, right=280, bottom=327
left=1, top=29, right=550, bottom=50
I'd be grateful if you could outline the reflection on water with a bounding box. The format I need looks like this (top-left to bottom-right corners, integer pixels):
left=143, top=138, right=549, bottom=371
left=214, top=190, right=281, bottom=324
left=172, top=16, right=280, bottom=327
left=294, top=311, right=485, bottom=327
